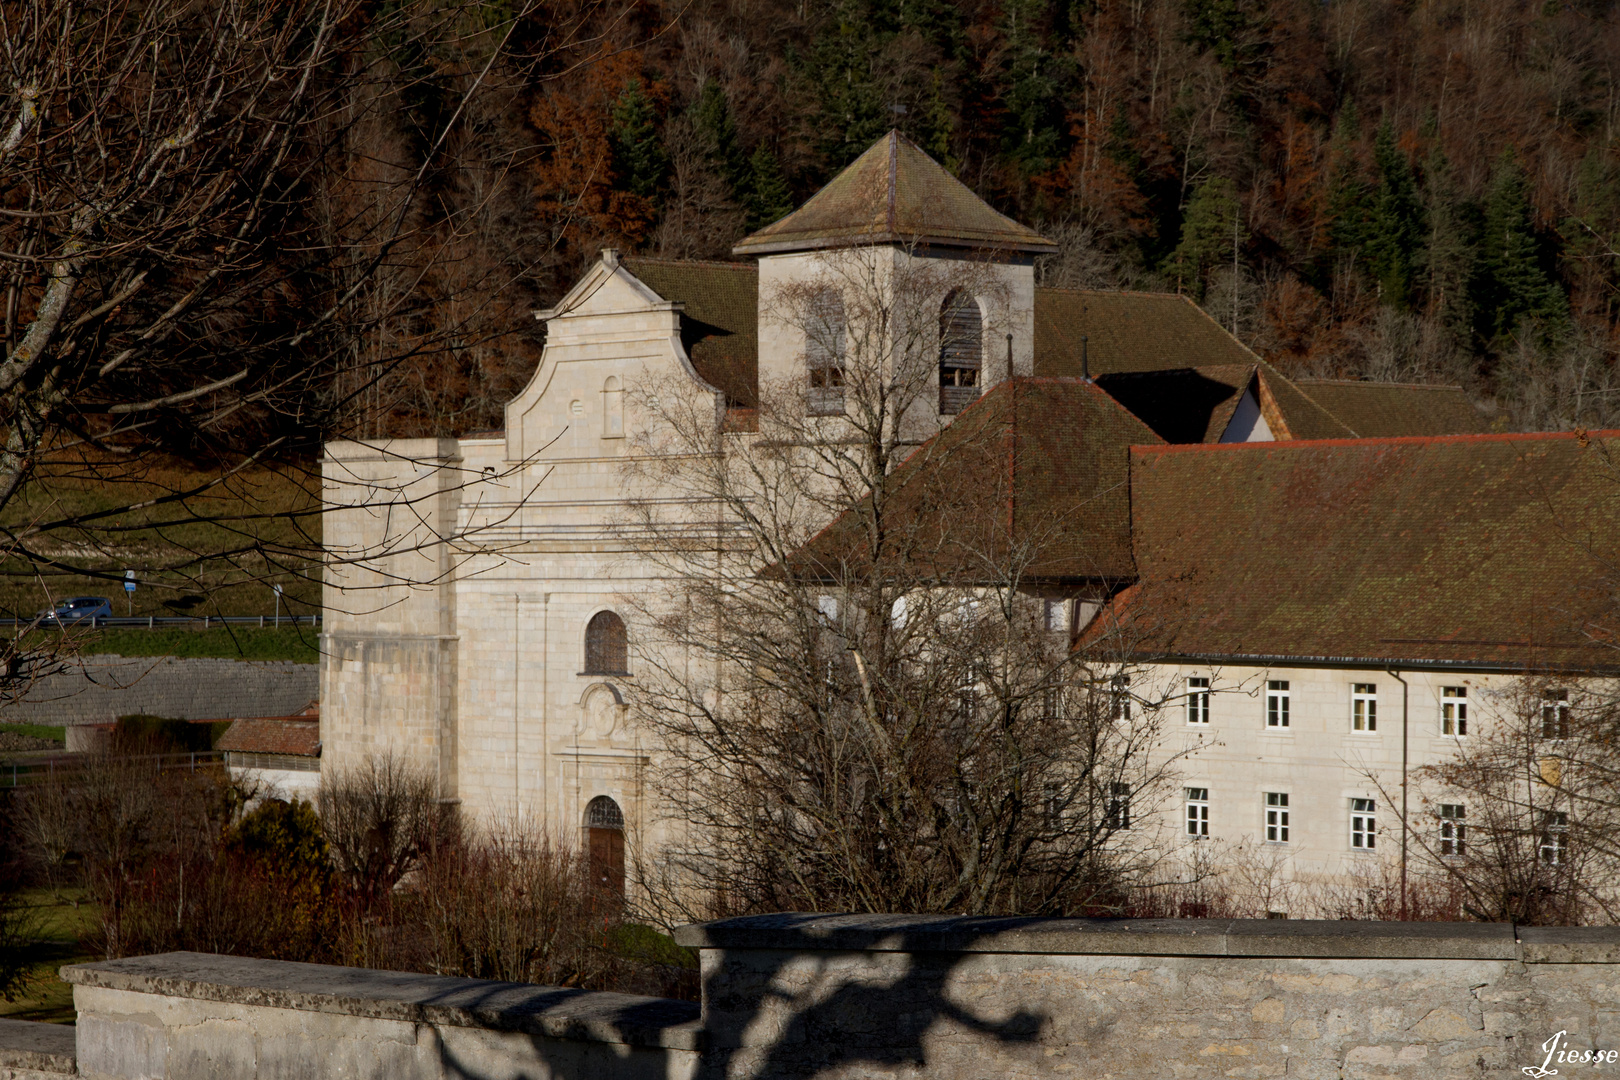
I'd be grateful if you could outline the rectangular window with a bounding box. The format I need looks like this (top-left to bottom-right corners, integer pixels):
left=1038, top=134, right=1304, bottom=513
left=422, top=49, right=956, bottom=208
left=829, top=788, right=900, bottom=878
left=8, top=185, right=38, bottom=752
left=1441, top=686, right=1468, bottom=736
left=1110, top=674, right=1132, bottom=722
left=1043, top=599, right=1067, bottom=633
left=1187, top=677, right=1211, bottom=725
left=1540, top=811, right=1569, bottom=865
left=1542, top=691, right=1570, bottom=740
left=1350, top=798, right=1376, bottom=849
left=1265, top=792, right=1290, bottom=843
left=1352, top=683, right=1378, bottom=732
left=1186, top=788, right=1210, bottom=837
left=1107, top=782, right=1132, bottom=830
left=1266, top=680, right=1290, bottom=729
left=1439, top=804, right=1466, bottom=857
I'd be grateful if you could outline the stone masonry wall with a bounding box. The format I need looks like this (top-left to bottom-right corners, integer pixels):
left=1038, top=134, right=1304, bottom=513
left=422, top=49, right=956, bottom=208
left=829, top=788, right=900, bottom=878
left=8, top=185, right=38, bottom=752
left=63, top=952, right=700, bottom=1080
left=3, top=655, right=317, bottom=726
left=675, top=914, right=1620, bottom=1080
left=49, top=918, right=1620, bottom=1079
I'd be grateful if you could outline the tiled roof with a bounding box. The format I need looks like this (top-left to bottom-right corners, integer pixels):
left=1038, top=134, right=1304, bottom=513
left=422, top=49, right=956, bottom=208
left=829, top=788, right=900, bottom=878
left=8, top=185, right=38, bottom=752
left=1295, top=379, right=1489, bottom=438
left=1035, top=289, right=1352, bottom=441
left=1034, top=289, right=1256, bottom=375
left=792, top=378, right=1164, bottom=584
left=622, top=257, right=759, bottom=408
left=1111, top=432, right=1620, bottom=669
left=216, top=717, right=320, bottom=756
left=733, top=132, right=1056, bottom=256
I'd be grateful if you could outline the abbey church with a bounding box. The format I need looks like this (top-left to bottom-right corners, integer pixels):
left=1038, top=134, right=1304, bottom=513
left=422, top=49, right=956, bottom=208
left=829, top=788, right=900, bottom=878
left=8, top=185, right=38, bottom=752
left=321, top=132, right=1618, bottom=893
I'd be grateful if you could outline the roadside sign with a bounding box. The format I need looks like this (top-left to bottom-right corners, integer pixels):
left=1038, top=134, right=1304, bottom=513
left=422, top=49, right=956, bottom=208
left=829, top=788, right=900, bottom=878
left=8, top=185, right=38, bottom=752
left=124, top=570, right=136, bottom=593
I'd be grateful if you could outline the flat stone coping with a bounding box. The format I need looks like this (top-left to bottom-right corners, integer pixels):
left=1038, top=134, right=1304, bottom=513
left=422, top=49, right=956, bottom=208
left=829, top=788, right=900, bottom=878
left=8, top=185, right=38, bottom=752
left=62, top=952, right=702, bottom=1052
left=674, top=914, right=1620, bottom=962
left=0, top=1017, right=76, bottom=1074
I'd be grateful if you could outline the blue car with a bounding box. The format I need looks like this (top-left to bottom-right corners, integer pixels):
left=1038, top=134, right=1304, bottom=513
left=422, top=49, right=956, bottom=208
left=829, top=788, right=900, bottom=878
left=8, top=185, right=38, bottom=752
left=37, top=596, right=113, bottom=625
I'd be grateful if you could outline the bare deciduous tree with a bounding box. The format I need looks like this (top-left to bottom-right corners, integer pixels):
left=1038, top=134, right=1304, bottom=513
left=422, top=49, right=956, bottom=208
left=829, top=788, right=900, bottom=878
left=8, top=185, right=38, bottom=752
left=623, top=247, right=1193, bottom=920
left=318, top=753, right=442, bottom=908
left=1395, top=676, right=1620, bottom=924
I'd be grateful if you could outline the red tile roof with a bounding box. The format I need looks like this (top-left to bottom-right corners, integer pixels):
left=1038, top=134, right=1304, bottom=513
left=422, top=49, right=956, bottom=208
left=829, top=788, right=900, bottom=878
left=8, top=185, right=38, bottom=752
left=1294, top=379, right=1490, bottom=437
left=792, top=377, right=1164, bottom=584
left=216, top=717, right=320, bottom=756
left=1106, top=431, right=1620, bottom=669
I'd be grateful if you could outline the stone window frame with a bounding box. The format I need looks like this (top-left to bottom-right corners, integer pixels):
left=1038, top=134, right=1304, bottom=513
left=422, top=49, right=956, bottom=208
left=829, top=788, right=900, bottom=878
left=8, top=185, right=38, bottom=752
left=805, top=289, right=847, bottom=417
left=1186, top=676, right=1210, bottom=726
left=1185, top=787, right=1210, bottom=838
left=1351, top=682, right=1378, bottom=733
left=1350, top=797, right=1376, bottom=851
left=1440, top=686, right=1468, bottom=737
left=938, top=289, right=983, bottom=415
left=583, top=609, right=630, bottom=676
left=1439, top=803, right=1466, bottom=857
left=1265, top=680, right=1290, bottom=729
left=1264, top=791, right=1290, bottom=843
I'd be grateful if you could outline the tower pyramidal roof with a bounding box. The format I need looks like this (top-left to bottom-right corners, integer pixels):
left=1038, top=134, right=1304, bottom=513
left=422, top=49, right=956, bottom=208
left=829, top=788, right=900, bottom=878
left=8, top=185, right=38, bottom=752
left=733, top=131, right=1057, bottom=257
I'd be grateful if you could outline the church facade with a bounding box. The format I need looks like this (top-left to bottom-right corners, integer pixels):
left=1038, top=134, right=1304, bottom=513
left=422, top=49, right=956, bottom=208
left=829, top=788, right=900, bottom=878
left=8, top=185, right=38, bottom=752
left=320, top=132, right=1616, bottom=903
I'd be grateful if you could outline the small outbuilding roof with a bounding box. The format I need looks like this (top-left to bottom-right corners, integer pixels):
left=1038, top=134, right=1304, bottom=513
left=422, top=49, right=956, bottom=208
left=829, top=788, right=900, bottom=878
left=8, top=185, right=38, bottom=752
left=216, top=717, right=320, bottom=757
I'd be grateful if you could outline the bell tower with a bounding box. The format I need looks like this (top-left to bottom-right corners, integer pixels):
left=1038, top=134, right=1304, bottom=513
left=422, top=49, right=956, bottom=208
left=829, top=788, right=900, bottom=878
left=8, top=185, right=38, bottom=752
left=733, top=132, right=1055, bottom=439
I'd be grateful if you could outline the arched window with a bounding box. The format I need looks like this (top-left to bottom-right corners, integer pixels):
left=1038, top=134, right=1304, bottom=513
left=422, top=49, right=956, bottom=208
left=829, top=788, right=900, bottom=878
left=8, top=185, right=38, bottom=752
left=939, top=291, right=982, bottom=414
left=585, top=795, right=625, bottom=898
left=603, top=376, right=624, bottom=438
left=584, top=611, right=628, bottom=675
left=585, top=795, right=624, bottom=829
left=805, top=289, right=846, bottom=416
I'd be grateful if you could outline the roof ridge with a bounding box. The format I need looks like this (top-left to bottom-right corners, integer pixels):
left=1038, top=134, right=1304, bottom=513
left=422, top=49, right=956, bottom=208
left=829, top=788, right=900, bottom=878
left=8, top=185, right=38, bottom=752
left=1297, top=377, right=1469, bottom=391
left=1131, top=429, right=1618, bottom=454
left=887, top=130, right=899, bottom=232
left=1035, top=285, right=1188, bottom=300
left=622, top=256, right=756, bottom=271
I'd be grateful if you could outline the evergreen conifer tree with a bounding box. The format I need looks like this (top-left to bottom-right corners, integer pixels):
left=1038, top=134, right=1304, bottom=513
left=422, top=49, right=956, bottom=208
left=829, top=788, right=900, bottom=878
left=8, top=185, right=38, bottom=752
left=691, top=81, right=752, bottom=206
left=1477, top=150, right=1565, bottom=339
left=745, top=144, right=795, bottom=231
left=610, top=79, right=669, bottom=202
left=1324, top=103, right=1370, bottom=263
left=1422, top=147, right=1479, bottom=349
left=800, top=0, right=895, bottom=167
left=1364, top=122, right=1425, bottom=308
left=1163, top=177, right=1244, bottom=300
left=1000, top=0, right=1067, bottom=173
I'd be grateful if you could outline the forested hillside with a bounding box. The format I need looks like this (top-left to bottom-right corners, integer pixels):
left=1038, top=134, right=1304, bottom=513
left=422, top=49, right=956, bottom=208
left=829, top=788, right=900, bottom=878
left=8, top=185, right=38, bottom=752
left=308, top=1, right=1620, bottom=435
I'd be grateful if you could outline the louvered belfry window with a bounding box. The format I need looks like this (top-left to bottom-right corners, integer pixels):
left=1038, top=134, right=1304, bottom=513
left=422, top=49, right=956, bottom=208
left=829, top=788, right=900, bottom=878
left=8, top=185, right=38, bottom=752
left=584, top=611, right=628, bottom=675
left=806, top=289, right=846, bottom=416
left=938, top=290, right=982, bottom=414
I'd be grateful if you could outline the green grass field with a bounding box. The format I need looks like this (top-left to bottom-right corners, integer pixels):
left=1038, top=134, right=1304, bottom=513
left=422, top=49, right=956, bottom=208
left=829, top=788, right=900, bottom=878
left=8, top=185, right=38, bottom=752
left=0, top=890, right=100, bottom=1024
left=75, top=625, right=320, bottom=664
left=0, top=722, right=66, bottom=744
left=0, top=455, right=322, bottom=621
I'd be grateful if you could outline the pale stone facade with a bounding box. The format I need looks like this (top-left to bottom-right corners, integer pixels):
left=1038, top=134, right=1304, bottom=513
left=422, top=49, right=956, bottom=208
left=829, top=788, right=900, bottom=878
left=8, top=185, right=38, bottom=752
left=320, top=239, right=1041, bottom=855
left=320, top=135, right=1547, bottom=893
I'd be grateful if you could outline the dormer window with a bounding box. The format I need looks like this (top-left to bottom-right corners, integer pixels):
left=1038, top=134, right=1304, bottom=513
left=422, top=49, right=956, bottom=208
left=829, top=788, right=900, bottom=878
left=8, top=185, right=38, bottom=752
left=939, top=290, right=982, bottom=414
left=806, top=289, right=846, bottom=416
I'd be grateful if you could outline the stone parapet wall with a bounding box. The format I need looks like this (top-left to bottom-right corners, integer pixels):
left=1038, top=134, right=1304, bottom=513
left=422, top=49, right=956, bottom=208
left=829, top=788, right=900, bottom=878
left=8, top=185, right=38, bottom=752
left=44, top=918, right=1620, bottom=1079
left=0, top=1017, right=75, bottom=1079
left=674, top=914, right=1620, bottom=1080
left=62, top=952, right=700, bottom=1080
left=3, top=655, right=317, bottom=726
